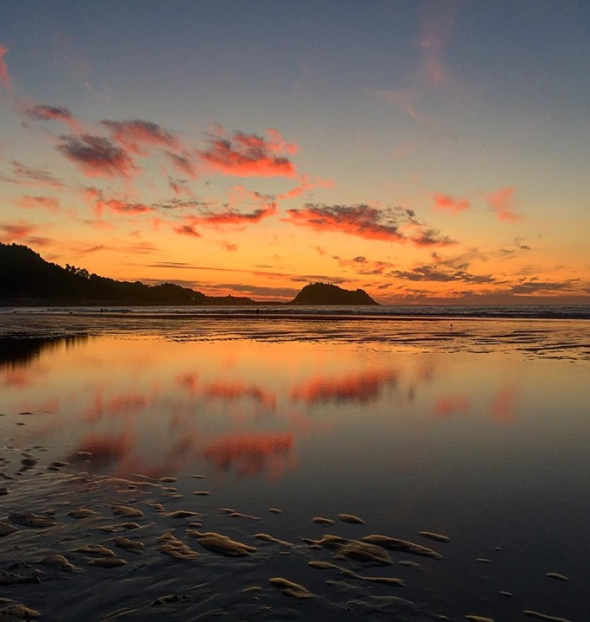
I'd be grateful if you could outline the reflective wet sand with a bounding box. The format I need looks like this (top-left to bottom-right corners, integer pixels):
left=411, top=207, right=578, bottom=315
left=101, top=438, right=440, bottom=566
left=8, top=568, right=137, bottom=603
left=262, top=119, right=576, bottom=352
left=0, top=316, right=588, bottom=620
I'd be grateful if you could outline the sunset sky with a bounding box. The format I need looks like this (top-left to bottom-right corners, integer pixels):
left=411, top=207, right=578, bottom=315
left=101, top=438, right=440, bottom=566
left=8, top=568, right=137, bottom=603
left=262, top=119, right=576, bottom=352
left=1, top=1, right=589, bottom=304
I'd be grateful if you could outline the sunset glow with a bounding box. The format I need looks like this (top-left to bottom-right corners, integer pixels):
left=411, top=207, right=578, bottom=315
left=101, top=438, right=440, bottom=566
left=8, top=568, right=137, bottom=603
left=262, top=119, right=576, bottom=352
left=1, top=2, right=589, bottom=304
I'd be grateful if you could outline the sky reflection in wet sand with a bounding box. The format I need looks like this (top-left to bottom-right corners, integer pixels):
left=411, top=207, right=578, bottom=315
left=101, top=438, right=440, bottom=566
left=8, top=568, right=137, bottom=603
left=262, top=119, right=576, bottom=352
left=1, top=328, right=589, bottom=618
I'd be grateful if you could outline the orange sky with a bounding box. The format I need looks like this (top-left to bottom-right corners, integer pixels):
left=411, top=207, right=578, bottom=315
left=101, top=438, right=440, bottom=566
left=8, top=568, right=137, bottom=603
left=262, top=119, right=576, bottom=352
left=1, top=2, right=589, bottom=304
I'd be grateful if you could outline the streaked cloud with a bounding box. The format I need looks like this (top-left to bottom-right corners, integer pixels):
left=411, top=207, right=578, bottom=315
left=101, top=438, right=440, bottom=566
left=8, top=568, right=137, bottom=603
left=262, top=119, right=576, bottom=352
left=1, top=161, right=65, bottom=189
left=85, top=188, right=153, bottom=217
left=15, top=195, right=61, bottom=213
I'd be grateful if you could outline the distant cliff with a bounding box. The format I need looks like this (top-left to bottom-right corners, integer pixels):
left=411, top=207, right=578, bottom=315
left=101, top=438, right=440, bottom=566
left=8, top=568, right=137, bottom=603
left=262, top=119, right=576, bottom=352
left=289, top=282, right=378, bottom=305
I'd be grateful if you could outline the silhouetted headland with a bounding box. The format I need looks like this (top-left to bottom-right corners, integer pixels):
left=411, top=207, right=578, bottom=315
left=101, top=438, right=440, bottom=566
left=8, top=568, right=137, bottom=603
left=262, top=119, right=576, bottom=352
left=0, top=243, right=377, bottom=307
left=288, top=282, right=378, bottom=305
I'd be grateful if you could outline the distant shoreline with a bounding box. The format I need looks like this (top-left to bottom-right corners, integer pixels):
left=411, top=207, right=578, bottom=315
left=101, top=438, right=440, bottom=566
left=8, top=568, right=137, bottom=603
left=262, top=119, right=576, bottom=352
left=2, top=305, right=589, bottom=321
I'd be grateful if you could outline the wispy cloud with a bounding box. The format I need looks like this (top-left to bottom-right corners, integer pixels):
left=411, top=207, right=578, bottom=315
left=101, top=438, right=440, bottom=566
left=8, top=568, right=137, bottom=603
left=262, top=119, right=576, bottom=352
left=0, top=44, right=12, bottom=92
left=332, top=254, right=395, bottom=276
left=389, top=264, right=495, bottom=284
left=166, top=151, right=199, bottom=178
left=24, top=103, right=82, bottom=132
left=74, top=240, right=158, bottom=256
left=276, top=174, right=334, bottom=200
left=485, top=186, right=522, bottom=222
left=168, top=177, right=193, bottom=196
left=375, top=2, right=458, bottom=123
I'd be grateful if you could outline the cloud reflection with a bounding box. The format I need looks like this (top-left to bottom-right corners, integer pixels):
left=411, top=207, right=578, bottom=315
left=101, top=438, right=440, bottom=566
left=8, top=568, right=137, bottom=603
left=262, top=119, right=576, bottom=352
left=203, top=432, right=295, bottom=482
left=291, top=369, right=398, bottom=405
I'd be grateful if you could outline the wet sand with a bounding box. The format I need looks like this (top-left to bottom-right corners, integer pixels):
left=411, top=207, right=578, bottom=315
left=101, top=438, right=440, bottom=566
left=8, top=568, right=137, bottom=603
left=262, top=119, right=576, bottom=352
left=0, top=443, right=577, bottom=622
left=1, top=312, right=589, bottom=360
left=0, top=315, right=587, bottom=620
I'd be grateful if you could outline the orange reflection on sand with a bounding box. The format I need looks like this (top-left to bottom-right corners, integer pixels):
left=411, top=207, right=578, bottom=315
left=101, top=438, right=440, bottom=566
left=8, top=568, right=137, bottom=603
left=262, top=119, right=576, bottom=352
left=435, top=395, right=470, bottom=419
left=290, top=369, right=398, bottom=404
left=176, top=372, right=199, bottom=394
left=203, top=432, right=295, bottom=481
left=69, top=430, right=135, bottom=471
left=203, top=381, right=277, bottom=409
left=1, top=369, right=32, bottom=387
left=83, top=390, right=152, bottom=423
left=491, top=386, right=517, bottom=423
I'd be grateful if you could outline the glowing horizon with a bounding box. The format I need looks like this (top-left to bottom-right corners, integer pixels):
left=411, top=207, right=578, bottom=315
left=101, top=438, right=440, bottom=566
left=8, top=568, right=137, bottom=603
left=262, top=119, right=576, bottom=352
left=1, top=2, right=589, bottom=305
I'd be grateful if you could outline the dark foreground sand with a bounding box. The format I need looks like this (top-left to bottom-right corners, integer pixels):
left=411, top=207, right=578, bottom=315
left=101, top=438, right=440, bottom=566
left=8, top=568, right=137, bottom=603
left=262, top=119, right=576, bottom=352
left=0, top=443, right=576, bottom=622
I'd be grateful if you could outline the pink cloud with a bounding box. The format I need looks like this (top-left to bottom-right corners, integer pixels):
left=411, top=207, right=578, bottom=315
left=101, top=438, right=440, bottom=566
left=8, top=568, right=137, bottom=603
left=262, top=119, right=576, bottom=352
left=199, top=127, right=298, bottom=178
left=432, top=192, right=470, bottom=214
left=56, top=134, right=138, bottom=178
left=485, top=186, right=522, bottom=222
left=15, top=195, right=61, bottom=213
left=0, top=44, right=12, bottom=92
left=286, top=203, right=452, bottom=247
left=286, top=203, right=406, bottom=242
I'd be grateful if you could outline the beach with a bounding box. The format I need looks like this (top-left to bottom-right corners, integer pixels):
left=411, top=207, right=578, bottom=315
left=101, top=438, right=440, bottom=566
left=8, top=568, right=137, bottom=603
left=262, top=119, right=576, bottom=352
left=1, top=312, right=588, bottom=621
